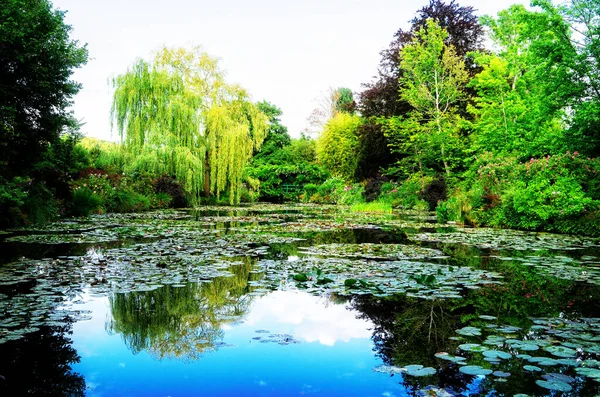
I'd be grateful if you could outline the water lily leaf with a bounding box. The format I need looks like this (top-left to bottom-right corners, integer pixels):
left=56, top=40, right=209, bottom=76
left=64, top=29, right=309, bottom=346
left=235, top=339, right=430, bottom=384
left=493, top=371, right=511, bottom=378
left=293, top=273, right=309, bottom=282
left=542, top=373, right=574, bottom=384
left=536, top=379, right=572, bottom=392
left=459, top=343, right=486, bottom=352
left=344, top=279, right=358, bottom=288
left=456, top=326, right=482, bottom=336
left=479, top=315, right=497, bottom=321
left=523, top=365, right=542, bottom=372
left=459, top=365, right=492, bottom=376
left=404, top=365, right=436, bottom=377
left=482, top=350, right=512, bottom=360
left=575, top=367, right=600, bottom=378
left=434, top=352, right=467, bottom=363
left=544, top=345, right=577, bottom=358
left=316, top=277, right=334, bottom=285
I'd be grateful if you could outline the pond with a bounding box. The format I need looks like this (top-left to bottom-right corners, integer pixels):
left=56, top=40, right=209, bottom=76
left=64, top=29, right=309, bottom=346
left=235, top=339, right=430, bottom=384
left=1, top=203, right=600, bottom=396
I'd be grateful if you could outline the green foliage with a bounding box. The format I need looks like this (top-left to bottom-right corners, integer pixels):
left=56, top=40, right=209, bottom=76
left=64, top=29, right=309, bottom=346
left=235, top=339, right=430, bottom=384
left=152, top=174, right=187, bottom=208
left=389, top=19, right=469, bottom=179
left=440, top=152, right=600, bottom=235
left=304, top=177, right=365, bottom=205
left=0, top=0, right=88, bottom=178
left=21, top=182, right=60, bottom=225
left=111, top=46, right=268, bottom=205
left=316, top=113, right=363, bottom=180
left=468, top=6, right=568, bottom=159
left=253, top=101, right=291, bottom=161
left=333, top=87, right=356, bottom=114
left=246, top=163, right=329, bottom=202
left=71, top=187, right=102, bottom=216
left=350, top=201, right=393, bottom=214
left=388, top=174, right=434, bottom=210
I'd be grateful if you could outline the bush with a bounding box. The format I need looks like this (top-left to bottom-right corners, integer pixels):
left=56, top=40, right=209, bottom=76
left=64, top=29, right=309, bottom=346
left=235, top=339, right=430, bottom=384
left=421, top=176, right=447, bottom=210
left=72, top=187, right=102, bottom=216
left=363, top=175, right=390, bottom=202
left=152, top=174, right=187, bottom=207
left=350, top=201, right=392, bottom=214
left=109, top=190, right=150, bottom=213
left=443, top=152, right=600, bottom=235
left=246, top=163, right=330, bottom=202
left=22, top=182, right=60, bottom=225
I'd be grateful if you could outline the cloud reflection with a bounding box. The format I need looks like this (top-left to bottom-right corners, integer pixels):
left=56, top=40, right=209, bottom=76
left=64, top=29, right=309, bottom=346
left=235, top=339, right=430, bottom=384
left=243, top=291, right=372, bottom=346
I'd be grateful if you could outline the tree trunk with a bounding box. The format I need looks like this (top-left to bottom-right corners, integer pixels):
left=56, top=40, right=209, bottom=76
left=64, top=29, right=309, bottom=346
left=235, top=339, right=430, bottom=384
left=204, top=155, right=210, bottom=197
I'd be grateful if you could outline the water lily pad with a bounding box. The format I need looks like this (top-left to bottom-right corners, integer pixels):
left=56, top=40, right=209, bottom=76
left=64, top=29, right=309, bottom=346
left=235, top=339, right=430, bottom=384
left=544, top=345, right=577, bottom=358
left=523, top=365, right=542, bottom=372
left=536, top=379, right=572, bottom=392
left=576, top=367, right=600, bottom=378
left=456, top=326, right=482, bottom=337
left=542, top=373, right=575, bottom=384
left=482, top=350, right=512, bottom=360
left=434, top=352, right=467, bottom=364
left=404, top=365, right=436, bottom=377
left=459, top=365, right=492, bottom=376
left=459, top=343, right=486, bottom=352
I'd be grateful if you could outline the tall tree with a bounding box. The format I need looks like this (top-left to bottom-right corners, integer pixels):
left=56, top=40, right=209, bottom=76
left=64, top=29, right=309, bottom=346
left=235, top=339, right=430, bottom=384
left=305, top=87, right=356, bottom=136
left=357, top=0, right=484, bottom=179
left=385, top=20, right=469, bottom=184
left=252, top=101, right=291, bottom=161
left=468, top=5, right=569, bottom=158
left=529, top=0, right=600, bottom=155
left=111, top=47, right=268, bottom=204
left=0, top=0, right=88, bottom=177
left=316, top=113, right=363, bottom=180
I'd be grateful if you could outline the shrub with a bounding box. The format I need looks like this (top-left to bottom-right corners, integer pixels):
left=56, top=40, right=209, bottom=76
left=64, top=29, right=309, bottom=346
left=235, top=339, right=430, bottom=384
left=72, top=187, right=102, bottom=216
left=350, top=201, right=392, bottom=214
left=152, top=174, right=187, bottom=207
left=421, top=176, right=447, bottom=210
left=363, top=175, right=390, bottom=202
left=109, top=190, right=150, bottom=213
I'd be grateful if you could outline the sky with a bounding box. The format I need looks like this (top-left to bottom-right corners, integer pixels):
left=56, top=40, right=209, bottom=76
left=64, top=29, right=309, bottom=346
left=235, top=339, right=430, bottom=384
left=53, top=0, right=529, bottom=140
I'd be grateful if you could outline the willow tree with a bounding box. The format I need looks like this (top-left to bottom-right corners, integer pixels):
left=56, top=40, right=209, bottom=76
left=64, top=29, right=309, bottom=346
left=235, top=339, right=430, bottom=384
left=111, top=46, right=268, bottom=204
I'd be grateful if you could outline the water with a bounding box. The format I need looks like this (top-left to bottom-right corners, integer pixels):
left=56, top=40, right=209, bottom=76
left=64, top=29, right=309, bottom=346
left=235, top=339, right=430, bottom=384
left=1, top=203, right=600, bottom=396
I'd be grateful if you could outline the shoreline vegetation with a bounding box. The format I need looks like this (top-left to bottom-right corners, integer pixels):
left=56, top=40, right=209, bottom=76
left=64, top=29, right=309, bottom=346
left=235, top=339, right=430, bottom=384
left=1, top=0, right=599, bottom=237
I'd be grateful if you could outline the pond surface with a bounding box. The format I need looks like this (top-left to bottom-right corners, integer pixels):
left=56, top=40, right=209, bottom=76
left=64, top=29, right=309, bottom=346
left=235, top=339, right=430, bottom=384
left=1, top=203, right=600, bottom=396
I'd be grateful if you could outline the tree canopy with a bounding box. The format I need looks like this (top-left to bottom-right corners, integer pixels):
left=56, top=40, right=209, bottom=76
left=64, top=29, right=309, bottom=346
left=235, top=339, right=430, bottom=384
left=0, top=0, right=88, bottom=177
left=111, top=47, right=268, bottom=204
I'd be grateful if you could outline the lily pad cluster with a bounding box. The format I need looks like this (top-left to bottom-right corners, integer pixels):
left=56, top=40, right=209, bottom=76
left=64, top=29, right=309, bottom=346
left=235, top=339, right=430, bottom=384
left=431, top=315, right=600, bottom=394
left=411, top=227, right=600, bottom=251
left=298, top=243, right=446, bottom=261
left=258, top=256, right=502, bottom=299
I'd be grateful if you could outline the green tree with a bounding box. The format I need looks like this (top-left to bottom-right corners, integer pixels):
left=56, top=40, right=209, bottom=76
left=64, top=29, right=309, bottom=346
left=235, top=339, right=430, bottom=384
left=386, top=19, right=468, bottom=184
left=111, top=47, right=268, bottom=204
left=316, top=113, right=363, bottom=180
left=468, top=5, right=569, bottom=159
left=529, top=0, right=600, bottom=155
left=252, top=101, right=291, bottom=161
left=0, top=0, right=88, bottom=178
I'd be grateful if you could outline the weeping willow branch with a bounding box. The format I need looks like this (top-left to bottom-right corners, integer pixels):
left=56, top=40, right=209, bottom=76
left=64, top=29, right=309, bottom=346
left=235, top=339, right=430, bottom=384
left=111, top=46, right=268, bottom=204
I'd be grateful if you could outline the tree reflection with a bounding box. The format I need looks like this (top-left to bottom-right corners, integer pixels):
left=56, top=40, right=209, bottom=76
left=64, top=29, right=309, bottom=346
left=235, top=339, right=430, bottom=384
left=350, top=257, right=600, bottom=395
left=107, top=257, right=260, bottom=361
left=0, top=324, right=85, bottom=396
left=352, top=294, right=469, bottom=394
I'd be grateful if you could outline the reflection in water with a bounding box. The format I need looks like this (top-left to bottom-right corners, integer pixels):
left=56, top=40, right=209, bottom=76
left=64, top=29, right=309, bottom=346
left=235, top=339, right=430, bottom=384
left=107, top=259, right=258, bottom=361
left=0, top=324, right=85, bottom=396
left=244, top=291, right=371, bottom=346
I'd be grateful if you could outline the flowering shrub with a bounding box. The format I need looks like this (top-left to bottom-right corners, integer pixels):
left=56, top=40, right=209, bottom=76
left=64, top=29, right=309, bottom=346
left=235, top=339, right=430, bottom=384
left=440, top=152, right=600, bottom=235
